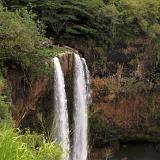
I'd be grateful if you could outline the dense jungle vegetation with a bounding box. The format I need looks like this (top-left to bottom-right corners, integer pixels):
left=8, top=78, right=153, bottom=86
left=2, top=0, right=160, bottom=77
left=0, top=0, right=159, bottom=72
left=0, top=0, right=160, bottom=159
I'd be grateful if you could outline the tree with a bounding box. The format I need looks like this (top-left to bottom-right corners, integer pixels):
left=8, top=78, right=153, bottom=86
left=28, top=0, right=105, bottom=41
left=105, top=0, right=160, bottom=44
left=3, top=0, right=106, bottom=42
left=0, top=2, right=50, bottom=73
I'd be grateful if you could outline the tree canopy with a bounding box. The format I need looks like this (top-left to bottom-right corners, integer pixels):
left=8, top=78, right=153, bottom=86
left=1, top=0, right=160, bottom=76
left=0, top=2, right=47, bottom=70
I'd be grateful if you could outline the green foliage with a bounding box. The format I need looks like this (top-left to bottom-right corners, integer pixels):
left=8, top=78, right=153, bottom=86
left=40, top=47, right=70, bottom=58
left=89, top=107, right=118, bottom=147
left=106, top=0, right=160, bottom=44
left=3, top=0, right=106, bottom=42
left=0, top=127, right=33, bottom=160
left=0, top=71, right=62, bottom=159
left=0, top=2, right=71, bottom=76
left=0, top=95, right=10, bottom=122
left=35, top=142, right=62, bottom=160
left=0, top=73, right=11, bottom=123
left=0, top=126, right=62, bottom=160
left=3, top=0, right=160, bottom=75
left=0, top=3, right=46, bottom=60
left=0, top=4, right=41, bottom=74
left=27, top=0, right=105, bottom=41
left=3, top=0, right=160, bottom=65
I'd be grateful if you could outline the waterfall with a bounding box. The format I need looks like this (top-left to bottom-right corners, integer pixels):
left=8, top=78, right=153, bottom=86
left=72, top=54, right=88, bottom=160
left=52, top=55, right=90, bottom=160
left=53, top=57, right=70, bottom=160
left=81, top=58, right=92, bottom=106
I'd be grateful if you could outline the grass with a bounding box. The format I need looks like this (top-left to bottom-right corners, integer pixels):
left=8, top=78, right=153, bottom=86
left=0, top=125, right=62, bottom=160
left=41, top=46, right=72, bottom=58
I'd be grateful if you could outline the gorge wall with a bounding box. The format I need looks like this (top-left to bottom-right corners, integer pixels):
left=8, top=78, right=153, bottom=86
left=6, top=51, right=75, bottom=131
left=90, top=77, right=160, bottom=146
left=6, top=48, right=160, bottom=149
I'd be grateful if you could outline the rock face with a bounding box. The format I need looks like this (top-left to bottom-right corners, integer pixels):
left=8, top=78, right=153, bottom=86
left=6, top=47, right=160, bottom=151
left=7, top=52, right=74, bottom=129
left=89, top=77, right=160, bottom=148
left=7, top=68, right=48, bottom=127
left=59, top=52, right=74, bottom=75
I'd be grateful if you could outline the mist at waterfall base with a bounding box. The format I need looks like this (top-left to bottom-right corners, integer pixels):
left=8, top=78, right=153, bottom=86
left=52, top=54, right=91, bottom=160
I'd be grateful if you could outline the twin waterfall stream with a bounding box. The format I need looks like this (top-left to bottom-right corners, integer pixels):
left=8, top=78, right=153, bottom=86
left=53, top=57, right=70, bottom=160
left=53, top=54, right=91, bottom=160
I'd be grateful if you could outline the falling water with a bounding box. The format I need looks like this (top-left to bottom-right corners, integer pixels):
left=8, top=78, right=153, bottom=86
left=81, top=58, right=92, bottom=106
left=53, top=57, right=70, bottom=160
left=72, top=54, right=88, bottom=160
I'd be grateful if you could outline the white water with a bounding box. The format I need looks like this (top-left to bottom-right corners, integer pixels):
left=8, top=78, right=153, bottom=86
left=53, top=57, right=70, bottom=160
left=72, top=54, right=88, bottom=160
left=81, top=58, right=92, bottom=106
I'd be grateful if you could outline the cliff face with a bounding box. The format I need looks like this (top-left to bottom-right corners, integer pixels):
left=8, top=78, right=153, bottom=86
left=6, top=48, right=160, bottom=146
left=89, top=77, right=160, bottom=147
left=6, top=52, right=74, bottom=130
left=7, top=68, right=48, bottom=126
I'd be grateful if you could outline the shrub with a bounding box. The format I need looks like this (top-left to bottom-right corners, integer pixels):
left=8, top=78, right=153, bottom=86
left=0, top=126, right=62, bottom=160
left=0, top=2, right=55, bottom=75
left=0, top=3, right=46, bottom=61
left=0, top=72, right=11, bottom=123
